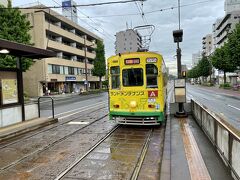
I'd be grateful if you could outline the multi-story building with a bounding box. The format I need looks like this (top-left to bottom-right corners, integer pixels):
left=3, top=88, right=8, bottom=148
left=225, top=0, right=240, bottom=13
left=202, top=34, right=213, bottom=56
left=115, top=29, right=142, bottom=54
left=21, top=5, right=102, bottom=97
left=62, top=0, right=78, bottom=24
left=212, top=11, right=240, bottom=49
left=192, top=52, right=201, bottom=67
left=0, top=0, right=8, bottom=6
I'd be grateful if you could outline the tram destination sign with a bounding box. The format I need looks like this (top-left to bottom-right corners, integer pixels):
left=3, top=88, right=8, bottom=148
left=124, top=58, right=140, bottom=65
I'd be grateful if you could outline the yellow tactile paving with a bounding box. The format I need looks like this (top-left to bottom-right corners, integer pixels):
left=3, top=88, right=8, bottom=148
left=179, top=118, right=211, bottom=180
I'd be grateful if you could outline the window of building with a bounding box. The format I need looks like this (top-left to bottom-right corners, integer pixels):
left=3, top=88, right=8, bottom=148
left=60, top=66, right=64, bottom=74
left=74, top=68, right=78, bottom=75
left=110, top=66, right=120, bottom=89
left=122, top=68, right=143, bottom=86
left=64, top=66, right=69, bottom=75
left=52, top=65, right=60, bottom=74
left=68, top=67, right=74, bottom=75
left=146, top=64, right=158, bottom=88
left=48, top=64, right=53, bottom=73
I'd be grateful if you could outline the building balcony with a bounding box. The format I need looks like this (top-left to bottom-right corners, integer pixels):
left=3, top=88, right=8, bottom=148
left=47, top=39, right=96, bottom=60
left=45, top=22, right=97, bottom=49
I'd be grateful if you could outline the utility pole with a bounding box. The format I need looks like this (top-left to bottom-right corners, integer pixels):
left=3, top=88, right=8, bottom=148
left=173, top=0, right=187, bottom=117
left=84, top=35, right=88, bottom=92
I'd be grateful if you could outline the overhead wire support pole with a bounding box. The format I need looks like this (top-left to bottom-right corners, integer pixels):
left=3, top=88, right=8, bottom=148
left=84, top=35, right=88, bottom=92
left=178, top=0, right=181, bottom=30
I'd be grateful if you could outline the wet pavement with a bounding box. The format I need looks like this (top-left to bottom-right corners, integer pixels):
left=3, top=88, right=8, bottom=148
left=62, top=126, right=164, bottom=180
left=0, top=106, right=112, bottom=179
left=0, top=99, right=165, bottom=180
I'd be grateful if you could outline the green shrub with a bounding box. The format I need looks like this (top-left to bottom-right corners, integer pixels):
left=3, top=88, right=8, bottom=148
left=219, top=83, right=231, bottom=89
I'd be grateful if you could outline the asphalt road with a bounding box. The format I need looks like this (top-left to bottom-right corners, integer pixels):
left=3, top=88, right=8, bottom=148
left=186, top=84, right=240, bottom=130
left=39, top=92, right=108, bottom=117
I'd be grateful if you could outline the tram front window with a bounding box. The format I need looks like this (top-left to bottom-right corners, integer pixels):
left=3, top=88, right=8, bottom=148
left=146, top=64, right=158, bottom=88
left=122, top=68, right=143, bottom=86
left=110, top=66, right=120, bottom=89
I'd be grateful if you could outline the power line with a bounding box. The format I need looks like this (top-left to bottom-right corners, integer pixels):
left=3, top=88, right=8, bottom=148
left=50, top=0, right=115, bottom=42
left=70, top=0, right=220, bottom=19
left=1, top=0, right=146, bottom=9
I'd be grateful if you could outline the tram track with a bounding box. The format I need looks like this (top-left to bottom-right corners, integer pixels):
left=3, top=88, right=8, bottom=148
left=131, top=128, right=153, bottom=180
left=54, top=125, right=120, bottom=180
left=0, top=101, right=107, bottom=148
left=0, top=107, right=109, bottom=171
left=53, top=126, right=157, bottom=180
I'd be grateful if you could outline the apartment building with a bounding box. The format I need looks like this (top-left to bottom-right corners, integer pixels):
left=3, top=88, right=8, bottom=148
left=202, top=34, right=213, bottom=56
left=225, top=0, right=240, bottom=13
left=213, top=11, right=240, bottom=49
left=21, top=5, right=102, bottom=97
left=0, top=0, right=8, bottom=6
left=192, top=52, right=201, bottom=67
left=115, top=29, right=142, bottom=54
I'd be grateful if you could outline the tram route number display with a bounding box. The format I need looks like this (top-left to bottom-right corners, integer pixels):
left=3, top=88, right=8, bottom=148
left=148, top=90, right=158, bottom=97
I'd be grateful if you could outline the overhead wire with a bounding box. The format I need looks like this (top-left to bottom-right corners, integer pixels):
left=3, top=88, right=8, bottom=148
left=50, top=0, right=115, bottom=42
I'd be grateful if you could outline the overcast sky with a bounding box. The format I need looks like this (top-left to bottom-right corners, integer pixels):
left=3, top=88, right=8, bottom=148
left=13, top=0, right=225, bottom=75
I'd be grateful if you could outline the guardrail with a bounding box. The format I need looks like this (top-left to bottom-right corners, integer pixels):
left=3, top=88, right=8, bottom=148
left=191, top=99, right=240, bottom=180
left=38, top=97, right=55, bottom=119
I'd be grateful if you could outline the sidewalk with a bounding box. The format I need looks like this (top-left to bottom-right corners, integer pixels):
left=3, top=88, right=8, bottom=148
left=28, top=92, right=80, bottom=102
left=195, top=84, right=240, bottom=99
left=160, top=106, right=233, bottom=180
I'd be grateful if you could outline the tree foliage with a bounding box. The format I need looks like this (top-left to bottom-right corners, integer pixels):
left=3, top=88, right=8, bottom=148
left=227, top=23, right=240, bottom=69
left=187, top=55, right=212, bottom=79
left=0, top=1, right=33, bottom=71
left=198, top=55, right=212, bottom=77
left=92, top=40, right=106, bottom=89
left=210, top=44, right=236, bottom=83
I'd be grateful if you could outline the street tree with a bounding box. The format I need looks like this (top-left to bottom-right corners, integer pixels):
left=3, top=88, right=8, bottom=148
left=210, top=44, right=236, bottom=83
left=0, top=0, right=33, bottom=71
left=92, top=40, right=106, bottom=89
left=198, top=55, right=212, bottom=82
left=227, top=23, right=240, bottom=70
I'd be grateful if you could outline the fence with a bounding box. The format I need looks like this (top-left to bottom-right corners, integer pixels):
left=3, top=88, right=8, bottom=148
left=191, top=99, right=240, bottom=180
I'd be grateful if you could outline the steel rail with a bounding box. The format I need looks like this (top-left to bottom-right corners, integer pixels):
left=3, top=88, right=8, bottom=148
left=131, top=128, right=153, bottom=180
left=0, top=102, right=107, bottom=149
left=0, top=113, right=109, bottom=171
left=54, top=125, right=120, bottom=180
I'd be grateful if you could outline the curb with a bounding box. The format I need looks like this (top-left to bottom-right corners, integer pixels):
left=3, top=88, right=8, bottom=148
left=160, top=112, right=171, bottom=179
left=0, top=118, right=58, bottom=142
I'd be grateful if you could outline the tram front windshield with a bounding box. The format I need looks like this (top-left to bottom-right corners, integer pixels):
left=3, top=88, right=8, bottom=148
left=122, top=68, right=143, bottom=86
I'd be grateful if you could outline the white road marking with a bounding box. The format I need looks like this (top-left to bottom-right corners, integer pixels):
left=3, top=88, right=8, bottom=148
left=47, top=101, right=107, bottom=119
left=55, top=101, right=106, bottom=116
left=67, top=121, right=89, bottom=125
left=228, top=104, right=240, bottom=111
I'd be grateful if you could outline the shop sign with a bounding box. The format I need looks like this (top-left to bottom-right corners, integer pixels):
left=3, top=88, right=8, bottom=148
left=65, top=76, right=76, bottom=81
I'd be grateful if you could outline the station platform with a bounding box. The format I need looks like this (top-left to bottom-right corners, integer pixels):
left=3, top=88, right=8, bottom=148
left=0, top=117, right=57, bottom=142
left=161, top=113, right=233, bottom=180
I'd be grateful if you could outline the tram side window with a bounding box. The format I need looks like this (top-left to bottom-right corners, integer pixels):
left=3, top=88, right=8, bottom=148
left=122, top=68, right=143, bottom=86
left=110, top=66, right=120, bottom=89
left=146, top=64, right=158, bottom=88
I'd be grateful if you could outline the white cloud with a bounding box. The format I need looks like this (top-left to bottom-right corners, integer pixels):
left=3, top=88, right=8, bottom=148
left=13, top=0, right=226, bottom=73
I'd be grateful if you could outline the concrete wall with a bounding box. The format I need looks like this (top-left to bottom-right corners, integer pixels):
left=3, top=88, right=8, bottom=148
left=192, top=100, right=240, bottom=180
left=25, top=103, right=38, bottom=120
left=0, top=103, right=38, bottom=128
left=0, top=106, right=22, bottom=127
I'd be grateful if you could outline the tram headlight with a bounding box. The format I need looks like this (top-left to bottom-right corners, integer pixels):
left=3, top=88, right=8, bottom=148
left=130, top=101, right=137, bottom=108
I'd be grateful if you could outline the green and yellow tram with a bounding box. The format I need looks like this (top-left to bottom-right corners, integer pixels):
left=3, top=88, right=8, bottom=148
left=107, top=51, right=167, bottom=125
